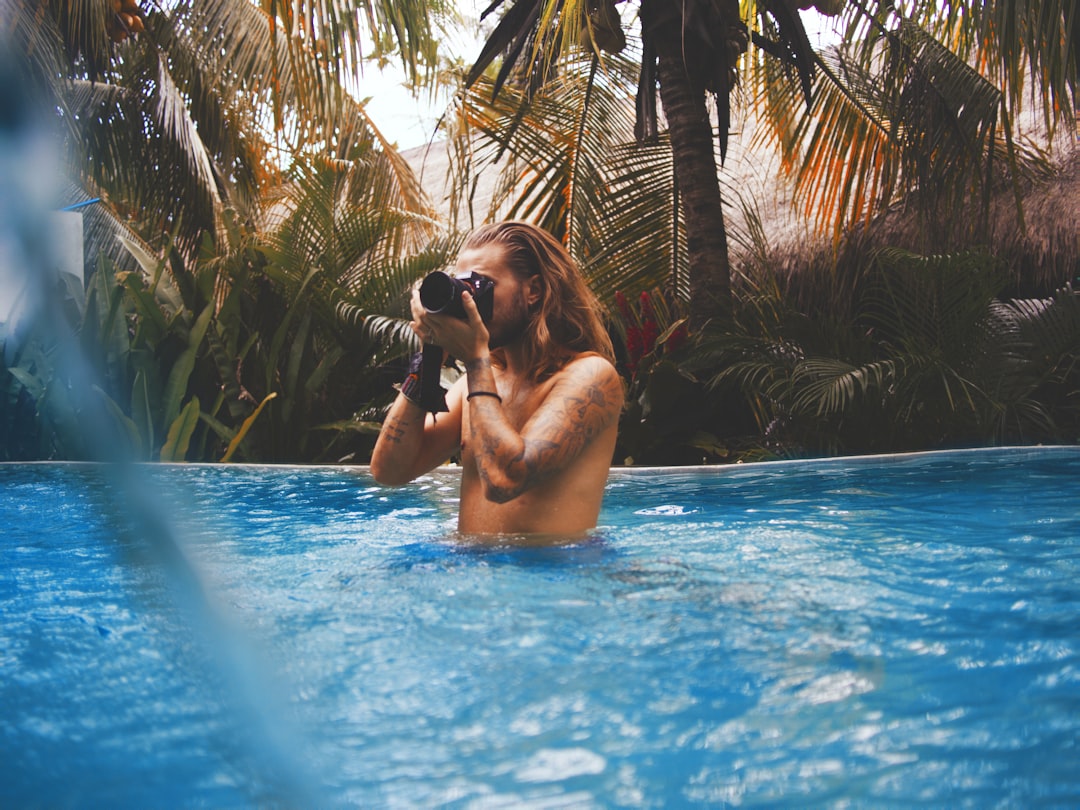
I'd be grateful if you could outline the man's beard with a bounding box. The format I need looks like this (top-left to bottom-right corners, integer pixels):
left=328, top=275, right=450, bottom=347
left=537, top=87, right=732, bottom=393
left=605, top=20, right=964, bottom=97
left=487, top=291, right=533, bottom=350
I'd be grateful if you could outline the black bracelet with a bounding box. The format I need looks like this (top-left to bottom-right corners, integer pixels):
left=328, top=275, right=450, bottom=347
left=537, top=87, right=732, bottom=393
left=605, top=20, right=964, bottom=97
left=467, top=391, right=502, bottom=403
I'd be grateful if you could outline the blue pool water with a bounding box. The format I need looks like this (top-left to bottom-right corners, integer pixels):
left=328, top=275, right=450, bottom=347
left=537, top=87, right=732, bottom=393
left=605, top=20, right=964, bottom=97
left=1, top=447, right=1079, bottom=807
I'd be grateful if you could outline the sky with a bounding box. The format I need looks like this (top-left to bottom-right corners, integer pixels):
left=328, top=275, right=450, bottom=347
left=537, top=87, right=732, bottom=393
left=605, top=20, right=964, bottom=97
left=361, top=70, right=459, bottom=151
left=359, top=1, right=487, bottom=151
left=360, top=5, right=844, bottom=151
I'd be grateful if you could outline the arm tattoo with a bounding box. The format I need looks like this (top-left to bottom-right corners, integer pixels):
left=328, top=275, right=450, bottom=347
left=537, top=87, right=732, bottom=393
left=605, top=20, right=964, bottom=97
left=465, top=356, right=493, bottom=374
left=474, top=362, right=620, bottom=502
left=382, top=415, right=413, bottom=445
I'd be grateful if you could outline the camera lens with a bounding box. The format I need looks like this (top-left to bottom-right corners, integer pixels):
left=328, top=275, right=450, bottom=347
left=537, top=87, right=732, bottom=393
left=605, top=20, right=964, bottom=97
left=419, top=271, right=459, bottom=314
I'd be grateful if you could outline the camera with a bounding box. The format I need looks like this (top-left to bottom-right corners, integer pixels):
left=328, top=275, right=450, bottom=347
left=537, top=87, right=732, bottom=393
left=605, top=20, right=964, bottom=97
left=419, top=271, right=495, bottom=324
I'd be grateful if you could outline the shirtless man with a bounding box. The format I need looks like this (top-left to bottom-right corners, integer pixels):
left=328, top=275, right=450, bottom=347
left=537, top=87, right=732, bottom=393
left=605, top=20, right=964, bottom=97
left=370, top=222, right=624, bottom=536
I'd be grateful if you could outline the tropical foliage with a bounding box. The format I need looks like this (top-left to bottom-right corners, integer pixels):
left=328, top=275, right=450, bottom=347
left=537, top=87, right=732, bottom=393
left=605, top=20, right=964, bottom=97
left=0, top=0, right=448, bottom=461
left=444, top=50, right=692, bottom=302
left=604, top=244, right=1080, bottom=465
left=2, top=0, right=1078, bottom=464
left=461, top=0, right=822, bottom=325
left=701, top=248, right=1080, bottom=458
left=3, top=160, right=448, bottom=462
left=458, top=0, right=1077, bottom=308
left=444, top=0, right=1078, bottom=461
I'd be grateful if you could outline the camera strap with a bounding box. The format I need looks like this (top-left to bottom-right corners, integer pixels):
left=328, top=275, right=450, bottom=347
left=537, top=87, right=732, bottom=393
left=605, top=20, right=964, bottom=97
left=399, top=347, right=449, bottom=415
left=419, top=344, right=450, bottom=414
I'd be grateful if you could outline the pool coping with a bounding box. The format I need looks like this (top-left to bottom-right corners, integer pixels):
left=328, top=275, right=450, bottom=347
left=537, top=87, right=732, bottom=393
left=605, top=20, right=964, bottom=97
left=3, top=444, right=1077, bottom=473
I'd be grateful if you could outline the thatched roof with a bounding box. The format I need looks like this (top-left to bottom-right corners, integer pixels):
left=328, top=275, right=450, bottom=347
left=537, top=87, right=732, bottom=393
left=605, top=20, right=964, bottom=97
left=843, top=144, right=1080, bottom=296
left=982, top=147, right=1079, bottom=292
left=400, top=139, right=509, bottom=231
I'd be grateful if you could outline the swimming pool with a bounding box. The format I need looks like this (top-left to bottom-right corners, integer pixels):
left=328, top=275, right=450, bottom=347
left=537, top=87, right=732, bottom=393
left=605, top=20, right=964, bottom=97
left=2, top=447, right=1078, bottom=807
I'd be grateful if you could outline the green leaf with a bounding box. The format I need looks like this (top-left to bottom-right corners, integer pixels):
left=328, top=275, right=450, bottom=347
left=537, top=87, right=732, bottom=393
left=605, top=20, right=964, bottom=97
left=197, top=410, right=236, bottom=443
left=221, top=392, right=278, bottom=462
left=688, top=431, right=728, bottom=457
left=120, top=272, right=169, bottom=339
left=265, top=260, right=329, bottom=390
left=162, top=303, right=214, bottom=430
left=160, top=396, right=201, bottom=462
left=7, top=367, right=45, bottom=400
left=131, top=368, right=155, bottom=457
left=280, top=311, right=312, bottom=424
left=117, top=235, right=184, bottom=314
left=92, top=385, right=144, bottom=459
left=305, top=345, right=345, bottom=395
left=309, top=418, right=384, bottom=434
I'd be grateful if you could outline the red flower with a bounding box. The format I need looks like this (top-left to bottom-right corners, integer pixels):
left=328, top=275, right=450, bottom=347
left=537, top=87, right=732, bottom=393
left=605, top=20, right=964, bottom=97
left=626, top=326, right=644, bottom=372
left=639, top=291, right=659, bottom=355
left=639, top=290, right=657, bottom=322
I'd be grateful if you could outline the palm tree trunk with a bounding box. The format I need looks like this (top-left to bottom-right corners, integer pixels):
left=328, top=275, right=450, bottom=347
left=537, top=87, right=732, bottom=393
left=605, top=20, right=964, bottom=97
left=646, top=13, right=732, bottom=326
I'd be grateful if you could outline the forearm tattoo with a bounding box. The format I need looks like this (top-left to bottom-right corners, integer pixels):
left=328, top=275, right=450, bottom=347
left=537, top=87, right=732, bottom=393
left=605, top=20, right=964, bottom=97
left=382, top=414, right=416, bottom=445
left=473, top=363, right=620, bottom=502
left=465, top=355, right=493, bottom=375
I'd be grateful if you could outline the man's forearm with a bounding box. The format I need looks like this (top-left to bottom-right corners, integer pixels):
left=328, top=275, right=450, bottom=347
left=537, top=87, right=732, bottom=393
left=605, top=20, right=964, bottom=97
left=465, top=355, right=622, bottom=504
left=467, top=398, right=537, bottom=503
left=370, top=394, right=429, bottom=485
left=464, top=355, right=538, bottom=502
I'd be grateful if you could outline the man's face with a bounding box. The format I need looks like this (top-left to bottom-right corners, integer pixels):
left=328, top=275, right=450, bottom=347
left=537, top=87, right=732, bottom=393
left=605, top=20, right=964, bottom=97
left=454, top=244, right=539, bottom=349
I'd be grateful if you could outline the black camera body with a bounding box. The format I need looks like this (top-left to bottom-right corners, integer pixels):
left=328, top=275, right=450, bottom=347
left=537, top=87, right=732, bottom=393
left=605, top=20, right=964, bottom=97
left=419, top=271, right=495, bottom=324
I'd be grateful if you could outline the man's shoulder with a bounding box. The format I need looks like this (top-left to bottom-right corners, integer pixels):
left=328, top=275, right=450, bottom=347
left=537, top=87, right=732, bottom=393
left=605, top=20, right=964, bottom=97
left=555, top=352, right=623, bottom=407
left=559, top=351, right=619, bottom=380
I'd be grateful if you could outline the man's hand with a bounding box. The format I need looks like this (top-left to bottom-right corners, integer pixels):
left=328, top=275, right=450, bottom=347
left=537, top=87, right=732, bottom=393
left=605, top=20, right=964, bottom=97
left=410, top=287, right=489, bottom=364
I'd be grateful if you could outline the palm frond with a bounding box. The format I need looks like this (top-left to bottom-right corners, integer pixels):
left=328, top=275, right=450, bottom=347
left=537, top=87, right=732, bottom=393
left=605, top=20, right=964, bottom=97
left=260, top=152, right=446, bottom=352
left=911, top=0, right=1079, bottom=133
left=466, top=0, right=594, bottom=98
left=1006, top=284, right=1080, bottom=360
left=864, top=248, right=1010, bottom=354
left=751, top=2, right=1066, bottom=241
left=789, top=356, right=901, bottom=417
left=4, top=0, right=71, bottom=101
left=449, top=48, right=690, bottom=305
left=253, top=0, right=442, bottom=95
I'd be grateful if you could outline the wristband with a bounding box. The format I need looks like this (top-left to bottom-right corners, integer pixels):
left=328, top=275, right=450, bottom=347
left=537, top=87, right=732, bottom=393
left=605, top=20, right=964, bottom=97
left=397, top=352, right=424, bottom=404
left=396, top=350, right=449, bottom=414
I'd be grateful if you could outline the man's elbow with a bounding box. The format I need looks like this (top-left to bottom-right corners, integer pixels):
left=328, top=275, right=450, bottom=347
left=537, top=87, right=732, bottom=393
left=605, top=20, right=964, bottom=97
left=483, top=482, right=520, bottom=504
left=370, top=460, right=411, bottom=487
left=481, top=469, right=530, bottom=504
left=374, top=473, right=411, bottom=488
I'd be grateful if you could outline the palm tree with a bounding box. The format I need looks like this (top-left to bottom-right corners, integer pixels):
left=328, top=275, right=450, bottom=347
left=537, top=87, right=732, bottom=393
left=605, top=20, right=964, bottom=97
left=3, top=0, right=445, bottom=263
left=462, top=0, right=1077, bottom=326
left=754, top=0, right=1078, bottom=250
left=462, top=0, right=819, bottom=326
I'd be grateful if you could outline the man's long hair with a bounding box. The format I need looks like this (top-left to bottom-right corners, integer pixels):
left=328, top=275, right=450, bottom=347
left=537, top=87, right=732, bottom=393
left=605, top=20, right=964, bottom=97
left=462, top=222, right=615, bottom=383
